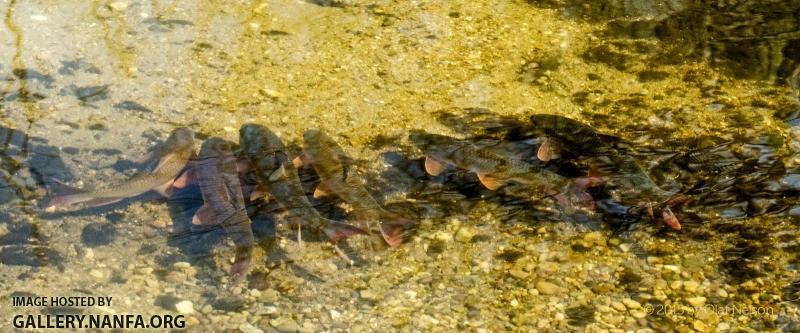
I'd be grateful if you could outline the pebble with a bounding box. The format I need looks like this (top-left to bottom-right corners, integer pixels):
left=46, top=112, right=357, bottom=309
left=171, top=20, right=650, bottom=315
left=686, top=296, right=706, bottom=307
left=175, top=300, right=194, bottom=314
left=535, top=281, right=560, bottom=295
left=455, top=226, right=476, bottom=242
left=622, top=298, right=641, bottom=309
left=259, top=289, right=280, bottom=302
left=0, top=224, right=9, bottom=237
left=108, top=1, right=129, bottom=11
left=89, top=269, right=104, bottom=279
left=693, top=319, right=706, bottom=332
left=270, top=317, right=300, bottom=333
left=173, top=262, right=191, bottom=269
left=683, top=280, right=699, bottom=293
left=329, top=309, right=341, bottom=320
left=239, top=323, right=263, bottom=333
left=360, top=290, right=379, bottom=301
left=508, top=269, right=529, bottom=279
left=83, top=248, right=94, bottom=260
left=611, top=301, right=626, bottom=312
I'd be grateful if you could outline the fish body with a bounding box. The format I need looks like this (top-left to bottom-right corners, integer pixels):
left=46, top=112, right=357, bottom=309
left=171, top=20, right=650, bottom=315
left=411, top=131, right=570, bottom=192
left=410, top=131, right=596, bottom=211
left=298, top=130, right=412, bottom=247
left=194, top=138, right=254, bottom=282
left=46, top=127, right=196, bottom=212
left=238, top=124, right=365, bottom=244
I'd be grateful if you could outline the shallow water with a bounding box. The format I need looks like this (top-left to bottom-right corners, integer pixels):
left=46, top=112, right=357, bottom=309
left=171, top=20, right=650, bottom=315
left=1, top=0, right=800, bottom=332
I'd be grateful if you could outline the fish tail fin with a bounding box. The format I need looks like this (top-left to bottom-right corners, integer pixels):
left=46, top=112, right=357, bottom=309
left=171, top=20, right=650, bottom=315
left=323, top=221, right=368, bottom=243
left=378, top=210, right=414, bottom=247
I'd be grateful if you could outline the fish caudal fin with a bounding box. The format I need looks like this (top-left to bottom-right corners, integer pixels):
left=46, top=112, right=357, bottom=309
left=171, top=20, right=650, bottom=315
left=477, top=173, right=504, bottom=190
left=424, top=156, right=446, bottom=176
left=323, top=221, right=368, bottom=243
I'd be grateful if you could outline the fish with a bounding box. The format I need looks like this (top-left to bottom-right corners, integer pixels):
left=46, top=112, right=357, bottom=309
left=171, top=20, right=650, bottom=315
left=295, top=130, right=413, bottom=247
left=45, top=127, right=196, bottom=212
left=409, top=131, right=597, bottom=211
left=528, top=114, right=618, bottom=162
left=528, top=114, right=686, bottom=230
left=193, top=137, right=255, bottom=282
left=238, top=124, right=366, bottom=249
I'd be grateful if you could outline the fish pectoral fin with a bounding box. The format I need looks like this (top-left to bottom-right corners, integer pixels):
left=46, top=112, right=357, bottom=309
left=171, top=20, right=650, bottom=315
left=323, top=221, right=368, bottom=243
left=236, top=158, right=253, bottom=173
left=250, top=184, right=269, bottom=202
left=313, top=181, right=332, bottom=199
left=424, top=156, right=447, bottom=176
left=537, top=137, right=561, bottom=162
left=661, top=207, right=681, bottom=231
left=477, top=174, right=504, bottom=190
left=153, top=179, right=175, bottom=197
left=171, top=167, right=195, bottom=189
left=268, top=165, right=290, bottom=182
left=192, top=204, right=215, bottom=226
left=291, top=153, right=311, bottom=168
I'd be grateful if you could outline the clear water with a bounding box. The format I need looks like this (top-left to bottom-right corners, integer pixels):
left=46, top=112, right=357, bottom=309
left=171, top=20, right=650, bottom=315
left=1, top=0, right=800, bottom=331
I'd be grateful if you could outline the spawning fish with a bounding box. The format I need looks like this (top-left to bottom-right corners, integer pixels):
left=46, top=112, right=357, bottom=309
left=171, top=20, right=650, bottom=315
left=238, top=124, right=366, bottom=248
left=528, top=114, right=619, bottom=162
left=45, top=127, right=196, bottom=212
left=409, top=131, right=597, bottom=211
left=193, top=137, right=254, bottom=283
left=295, top=130, right=413, bottom=247
left=529, top=114, right=685, bottom=230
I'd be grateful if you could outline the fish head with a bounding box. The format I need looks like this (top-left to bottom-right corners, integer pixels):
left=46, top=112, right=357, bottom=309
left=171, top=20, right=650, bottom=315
left=166, top=127, right=195, bottom=148
left=199, top=137, right=233, bottom=158
left=158, top=127, right=195, bottom=158
left=239, top=123, right=284, bottom=156
left=408, top=131, right=461, bottom=161
left=301, top=129, right=348, bottom=171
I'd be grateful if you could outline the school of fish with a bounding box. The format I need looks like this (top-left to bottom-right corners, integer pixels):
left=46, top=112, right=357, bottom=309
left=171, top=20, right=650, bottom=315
left=44, top=114, right=701, bottom=282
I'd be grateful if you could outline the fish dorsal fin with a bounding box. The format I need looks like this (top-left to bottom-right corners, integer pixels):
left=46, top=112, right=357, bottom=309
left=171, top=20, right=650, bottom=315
left=478, top=173, right=503, bottom=190
left=424, top=156, right=446, bottom=176
left=313, top=181, right=332, bottom=199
